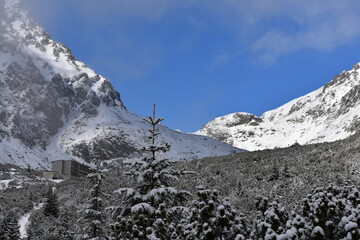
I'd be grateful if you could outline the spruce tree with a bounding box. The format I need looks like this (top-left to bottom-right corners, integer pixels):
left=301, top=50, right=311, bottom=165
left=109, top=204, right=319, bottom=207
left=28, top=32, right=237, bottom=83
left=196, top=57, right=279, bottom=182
left=111, top=104, right=192, bottom=240
left=43, top=185, right=59, bottom=218
left=269, top=161, right=280, bottom=181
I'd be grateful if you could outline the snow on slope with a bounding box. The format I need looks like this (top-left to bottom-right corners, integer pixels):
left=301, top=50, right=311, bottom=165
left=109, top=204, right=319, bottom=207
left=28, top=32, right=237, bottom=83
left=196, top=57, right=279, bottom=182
left=195, top=64, right=360, bottom=151
left=19, top=203, right=44, bottom=239
left=0, top=0, right=240, bottom=169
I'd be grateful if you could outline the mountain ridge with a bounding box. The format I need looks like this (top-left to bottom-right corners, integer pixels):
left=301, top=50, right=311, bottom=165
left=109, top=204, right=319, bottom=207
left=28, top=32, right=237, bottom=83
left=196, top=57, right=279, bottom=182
left=195, top=63, right=360, bottom=151
left=0, top=0, right=240, bottom=169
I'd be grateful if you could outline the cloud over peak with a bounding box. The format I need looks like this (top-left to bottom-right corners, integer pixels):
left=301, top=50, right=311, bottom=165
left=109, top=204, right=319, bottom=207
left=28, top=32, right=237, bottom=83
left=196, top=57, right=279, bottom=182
left=245, top=0, right=360, bottom=62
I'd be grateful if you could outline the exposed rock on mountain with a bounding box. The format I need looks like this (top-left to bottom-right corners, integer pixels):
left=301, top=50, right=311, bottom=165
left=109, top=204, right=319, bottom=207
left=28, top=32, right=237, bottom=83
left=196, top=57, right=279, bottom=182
left=195, top=64, right=360, bottom=151
left=0, top=0, right=240, bottom=169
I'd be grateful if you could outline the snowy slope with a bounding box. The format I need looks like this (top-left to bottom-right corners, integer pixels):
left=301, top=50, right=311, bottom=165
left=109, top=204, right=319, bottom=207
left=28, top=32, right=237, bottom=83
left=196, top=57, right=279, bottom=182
left=0, top=0, right=240, bottom=169
left=195, top=64, right=360, bottom=151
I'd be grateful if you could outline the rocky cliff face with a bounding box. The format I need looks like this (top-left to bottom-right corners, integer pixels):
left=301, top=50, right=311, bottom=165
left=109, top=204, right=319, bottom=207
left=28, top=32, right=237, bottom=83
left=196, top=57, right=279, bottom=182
left=195, top=64, right=360, bottom=151
left=0, top=0, right=240, bottom=169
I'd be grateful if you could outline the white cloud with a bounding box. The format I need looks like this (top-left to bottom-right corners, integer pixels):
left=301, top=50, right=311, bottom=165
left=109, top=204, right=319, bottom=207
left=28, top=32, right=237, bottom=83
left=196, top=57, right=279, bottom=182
left=236, top=0, right=360, bottom=62
left=183, top=0, right=360, bottom=63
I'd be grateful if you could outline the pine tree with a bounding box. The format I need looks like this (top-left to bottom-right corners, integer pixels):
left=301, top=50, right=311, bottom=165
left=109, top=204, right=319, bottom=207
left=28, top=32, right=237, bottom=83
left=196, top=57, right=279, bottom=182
left=282, top=162, right=291, bottom=178
left=269, top=161, right=280, bottom=181
left=111, top=104, right=192, bottom=240
left=0, top=211, right=20, bottom=240
left=78, top=159, right=105, bottom=240
left=43, top=185, right=59, bottom=218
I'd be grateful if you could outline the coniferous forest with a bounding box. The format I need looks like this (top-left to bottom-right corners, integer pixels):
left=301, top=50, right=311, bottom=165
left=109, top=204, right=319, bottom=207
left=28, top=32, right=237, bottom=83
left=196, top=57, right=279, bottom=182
left=0, top=106, right=360, bottom=240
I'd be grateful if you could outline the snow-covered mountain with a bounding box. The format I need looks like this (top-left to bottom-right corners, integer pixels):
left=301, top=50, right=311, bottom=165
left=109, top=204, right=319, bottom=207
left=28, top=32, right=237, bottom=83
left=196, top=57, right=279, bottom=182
left=195, top=64, right=360, bottom=151
left=0, top=0, right=240, bottom=169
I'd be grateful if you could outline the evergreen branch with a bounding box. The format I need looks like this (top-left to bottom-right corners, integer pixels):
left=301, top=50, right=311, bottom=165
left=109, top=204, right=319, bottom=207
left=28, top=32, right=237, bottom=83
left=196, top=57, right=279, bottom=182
left=143, top=117, right=164, bottom=125
left=148, top=129, right=160, bottom=136
left=143, top=144, right=170, bottom=153
left=153, top=117, right=164, bottom=125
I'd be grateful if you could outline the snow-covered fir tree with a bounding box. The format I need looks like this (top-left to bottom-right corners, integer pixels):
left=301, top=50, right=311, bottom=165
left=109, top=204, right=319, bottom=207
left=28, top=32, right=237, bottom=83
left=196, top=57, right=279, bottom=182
left=300, top=184, right=360, bottom=240
left=243, top=183, right=360, bottom=240
left=250, top=197, right=290, bottom=239
left=111, top=104, right=192, bottom=240
left=77, top=160, right=106, bottom=240
left=184, top=185, right=247, bottom=240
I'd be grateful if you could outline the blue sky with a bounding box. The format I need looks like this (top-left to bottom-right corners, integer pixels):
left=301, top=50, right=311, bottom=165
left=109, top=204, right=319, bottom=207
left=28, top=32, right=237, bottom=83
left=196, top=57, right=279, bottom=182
left=23, top=0, right=360, bottom=132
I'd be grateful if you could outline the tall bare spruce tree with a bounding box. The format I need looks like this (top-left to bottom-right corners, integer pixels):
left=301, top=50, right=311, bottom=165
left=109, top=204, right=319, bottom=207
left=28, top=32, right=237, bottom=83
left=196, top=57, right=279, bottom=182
left=111, top=104, right=192, bottom=240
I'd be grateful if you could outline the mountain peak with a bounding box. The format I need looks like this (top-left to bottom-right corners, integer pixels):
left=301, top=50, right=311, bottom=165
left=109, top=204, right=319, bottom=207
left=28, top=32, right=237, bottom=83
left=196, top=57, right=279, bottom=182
left=0, top=0, right=239, bottom=168
left=1, top=0, right=32, bottom=31
left=196, top=63, right=360, bottom=151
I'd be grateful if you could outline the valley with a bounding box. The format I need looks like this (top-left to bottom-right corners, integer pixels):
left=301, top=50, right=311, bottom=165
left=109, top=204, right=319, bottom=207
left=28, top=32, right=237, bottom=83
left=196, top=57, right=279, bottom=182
left=1, top=0, right=360, bottom=239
